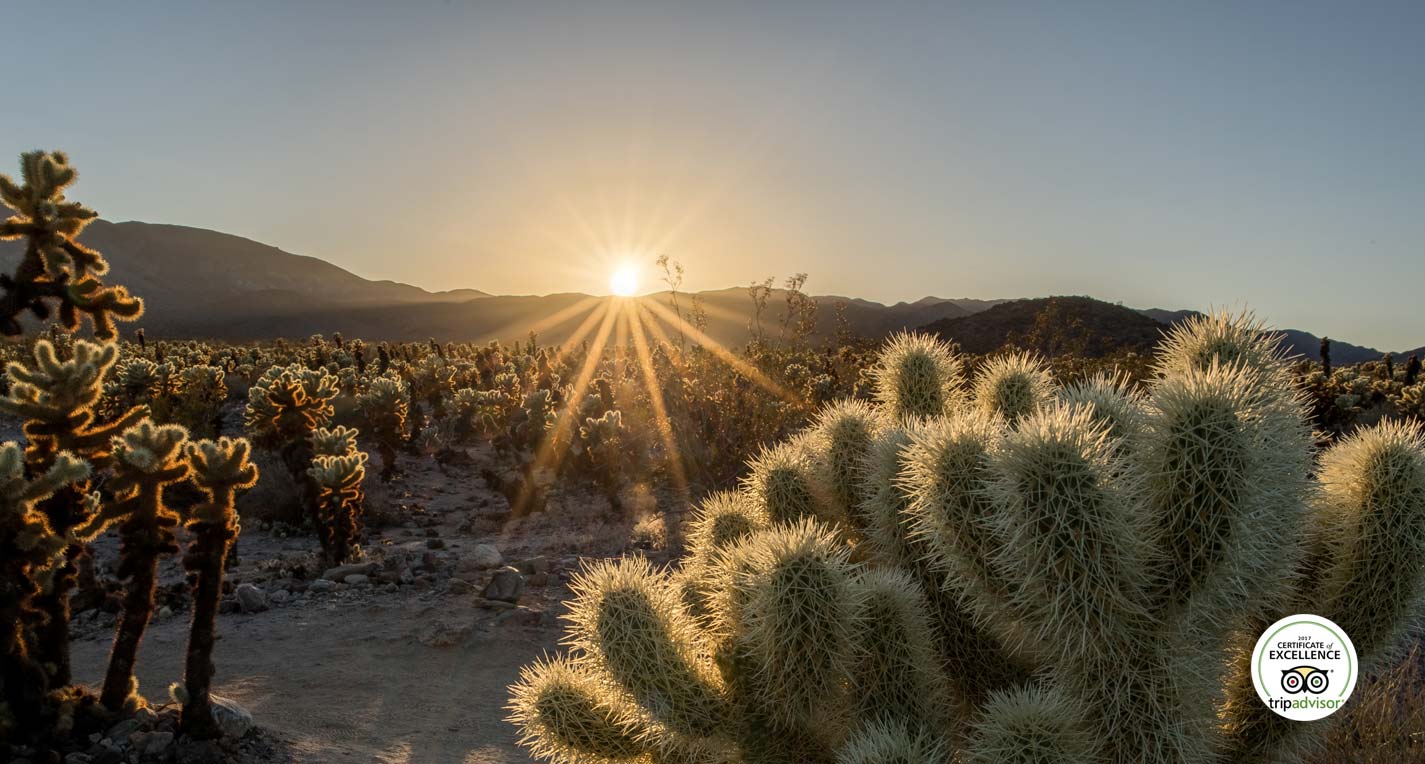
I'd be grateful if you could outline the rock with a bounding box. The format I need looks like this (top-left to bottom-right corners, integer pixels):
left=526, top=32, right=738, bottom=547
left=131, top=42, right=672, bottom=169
left=268, top=589, right=291, bottom=605
left=479, top=598, right=517, bottom=610
left=527, top=572, right=550, bottom=587
left=173, top=739, right=224, bottom=764
left=515, top=555, right=548, bottom=575
left=425, top=537, right=446, bottom=550
left=482, top=566, right=525, bottom=603
left=105, top=718, right=143, bottom=741
left=495, top=606, right=546, bottom=628
left=65, top=752, right=93, bottom=764
left=308, top=579, right=336, bottom=593
left=448, top=578, right=475, bottom=595
left=467, top=544, right=503, bottom=569
left=344, top=574, right=370, bottom=586
left=210, top=694, right=254, bottom=738
left=234, top=584, right=268, bottom=613
left=137, top=730, right=173, bottom=755
left=321, top=562, right=374, bottom=581
left=157, top=605, right=173, bottom=619
left=418, top=619, right=473, bottom=647
left=383, top=583, right=398, bottom=594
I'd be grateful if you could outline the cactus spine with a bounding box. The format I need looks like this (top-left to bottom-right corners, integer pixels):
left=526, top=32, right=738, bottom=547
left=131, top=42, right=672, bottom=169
left=512, top=317, right=1425, bottom=764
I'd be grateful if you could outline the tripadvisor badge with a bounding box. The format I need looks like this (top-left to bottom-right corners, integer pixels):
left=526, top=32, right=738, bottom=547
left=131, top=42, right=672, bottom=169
left=1251, top=614, right=1357, bottom=721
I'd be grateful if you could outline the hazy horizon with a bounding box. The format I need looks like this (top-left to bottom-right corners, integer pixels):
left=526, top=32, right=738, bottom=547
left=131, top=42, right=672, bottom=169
left=10, top=1, right=1425, bottom=348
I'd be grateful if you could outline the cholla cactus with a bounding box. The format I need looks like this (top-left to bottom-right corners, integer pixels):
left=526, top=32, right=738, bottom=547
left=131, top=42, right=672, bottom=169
left=178, top=437, right=257, bottom=738
left=310, top=425, right=360, bottom=458
left=869, top=332, right=964, bottom=421
left=804, top=400, right=881, bottom=529
left=512, top=312, right=1425, bottom=764
left=93, top=421, right=191, bottom=711
left=0, top=339, right=147, bottom=687
left=173, top=364, right=227, bottom=437
left=102, top=356, right=161, bottom=414
left=356, top=375, right=408, bottom=478
left=243, top=364, right=338, bottom=444
left=578, top=409, right=628, bottom=508
left=0, top=443, right=88, bottom=736
left=0, top=151, right=143, bottom=339
left=307, top=450, right=368, bottom=565
left=971, top=352, right=1055, bottom=423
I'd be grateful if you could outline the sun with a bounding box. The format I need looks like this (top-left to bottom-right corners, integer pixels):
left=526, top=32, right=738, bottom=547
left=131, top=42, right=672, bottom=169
left=609, top=264, right=639, bottom=297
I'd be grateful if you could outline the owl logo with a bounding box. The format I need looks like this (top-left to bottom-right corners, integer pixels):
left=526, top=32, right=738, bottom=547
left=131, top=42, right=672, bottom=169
left=1280, top=666, right=1330, bottom=695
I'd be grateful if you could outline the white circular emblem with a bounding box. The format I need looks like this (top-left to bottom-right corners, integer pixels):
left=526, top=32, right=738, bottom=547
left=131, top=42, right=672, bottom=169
left=1251, top=614, right=1357, bottom=721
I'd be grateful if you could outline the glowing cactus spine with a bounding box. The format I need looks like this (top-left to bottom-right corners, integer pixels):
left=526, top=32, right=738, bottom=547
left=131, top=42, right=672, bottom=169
left=510, top=319, right=1425, bottom=764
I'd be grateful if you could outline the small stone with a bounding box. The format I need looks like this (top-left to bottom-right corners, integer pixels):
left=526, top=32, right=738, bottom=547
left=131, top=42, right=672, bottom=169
left=321, top=562, right=374, bottom=581
left=425, top=537, right=446, bottom=550
left=106, top=718, right=143, bottom=741
left=269, top=589, right=291, bottom=605
left=344, top=574, right=370, bottom=586
left=234, top=584, right=268, bottom=614
left=467, top=544, right=503, bottom=570
left=157, top=605, right=173, bottom=619
left=515, top=555, right=549, bottom=575
left=527, top=572, right=550, bottom=587
left=210, top=694, right=254, bottom=738
left=138, top=730, right=173, bottom=755
left=482, top=566, right=525, bottom=603
left=65, top=752, right=93, bottom=764
left=308, top=579, right=336, bottom=593
left=383, top=583, right=398, bottom=594
left=448, top=579, right=475, bottom=595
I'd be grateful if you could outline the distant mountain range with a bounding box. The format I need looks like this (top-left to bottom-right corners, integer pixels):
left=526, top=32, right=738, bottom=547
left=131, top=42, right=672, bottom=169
left=1, top=220, right=1418, bottom=360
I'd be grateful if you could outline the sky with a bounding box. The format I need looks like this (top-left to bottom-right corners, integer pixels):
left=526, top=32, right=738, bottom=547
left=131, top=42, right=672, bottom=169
left=7, top=1, right=1424, bottom=349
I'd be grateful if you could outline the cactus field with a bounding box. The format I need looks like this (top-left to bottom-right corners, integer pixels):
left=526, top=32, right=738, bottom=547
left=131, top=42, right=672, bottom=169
left=1, top=150, right=1422, bottom=764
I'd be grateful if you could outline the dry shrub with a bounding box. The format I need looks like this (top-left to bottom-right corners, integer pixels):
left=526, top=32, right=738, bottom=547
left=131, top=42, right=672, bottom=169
left=235, top=447, right=303, bottom=525
left=1311, top=639, right=1425, bottom=762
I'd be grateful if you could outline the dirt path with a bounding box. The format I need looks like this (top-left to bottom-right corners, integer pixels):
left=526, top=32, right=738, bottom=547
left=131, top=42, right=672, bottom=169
left=72, top=590, right=560, bottom=763
left=64, top=447, right=679, bottom=764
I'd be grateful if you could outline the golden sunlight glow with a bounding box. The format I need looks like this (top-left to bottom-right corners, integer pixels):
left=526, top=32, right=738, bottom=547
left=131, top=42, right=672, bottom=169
left=609, top=264, right=639, bottom=297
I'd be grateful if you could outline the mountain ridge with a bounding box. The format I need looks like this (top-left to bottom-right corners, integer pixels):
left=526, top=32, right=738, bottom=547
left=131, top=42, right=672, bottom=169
left=0, top=220, right=1416, bottom=358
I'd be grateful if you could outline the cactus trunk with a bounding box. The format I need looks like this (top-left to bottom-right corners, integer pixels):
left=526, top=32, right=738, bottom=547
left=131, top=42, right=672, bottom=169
left=180, top=509, right=237, bottom=738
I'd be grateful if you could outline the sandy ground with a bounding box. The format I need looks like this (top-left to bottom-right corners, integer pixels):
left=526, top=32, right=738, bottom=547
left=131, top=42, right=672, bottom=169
left=66, top=444, right=683, bottom=764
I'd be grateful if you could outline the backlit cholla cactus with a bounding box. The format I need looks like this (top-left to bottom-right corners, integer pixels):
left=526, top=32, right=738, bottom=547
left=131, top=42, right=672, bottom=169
left=510, top=316, right=1425, bottom=764
left=971, top=351, right=1054, bottom=424
left=0, top=151, right=143, bottom=339
left=0, top=339, right=148, bottom=687
left=307, top=426, right=369, bottom=565
left=0, top=444, right=88, bottom=736
left=244, top=363, right=338, bottom=522
left=868, top=331, right=963, bottom=422
left=85, top=421, right=191, bottom=711
left=356, top=374, right=409, bottom=478
left=307, top=446, right=368, bottom=566
left=173, top=364, right=228, bottom=437
left=178, top=437, right=257, bottom=738
left=243, top=364, right=339, bottom=446
left=578, top=409, right=627, bottom=508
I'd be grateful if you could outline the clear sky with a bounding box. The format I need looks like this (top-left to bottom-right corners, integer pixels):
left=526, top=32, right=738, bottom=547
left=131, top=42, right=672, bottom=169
left=8, top=1, right=1424, bottom=349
